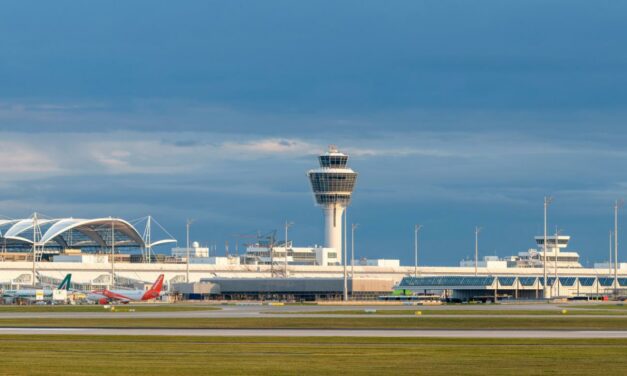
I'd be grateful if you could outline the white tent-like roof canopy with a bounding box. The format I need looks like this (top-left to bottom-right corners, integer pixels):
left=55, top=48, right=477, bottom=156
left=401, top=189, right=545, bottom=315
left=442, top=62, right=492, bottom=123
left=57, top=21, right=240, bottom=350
left=0, top=216, right=176, bottom=251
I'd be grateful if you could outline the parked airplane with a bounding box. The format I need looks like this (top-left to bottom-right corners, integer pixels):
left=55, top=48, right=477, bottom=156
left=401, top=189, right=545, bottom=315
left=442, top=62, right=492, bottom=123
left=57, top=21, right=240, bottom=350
left=87, top=274, right=165, bottom=304
left=1, top=274, right=72, bottom=302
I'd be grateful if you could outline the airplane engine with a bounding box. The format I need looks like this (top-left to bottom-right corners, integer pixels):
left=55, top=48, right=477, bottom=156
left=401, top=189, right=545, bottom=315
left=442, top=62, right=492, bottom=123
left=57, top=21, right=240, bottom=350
left=98, top=298, right=109, bottom=305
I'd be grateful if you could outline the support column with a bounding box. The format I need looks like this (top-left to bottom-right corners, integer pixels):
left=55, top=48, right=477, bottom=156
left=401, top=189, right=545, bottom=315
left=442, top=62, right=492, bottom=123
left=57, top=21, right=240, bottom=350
left=323, top=204, right=345, bottom=260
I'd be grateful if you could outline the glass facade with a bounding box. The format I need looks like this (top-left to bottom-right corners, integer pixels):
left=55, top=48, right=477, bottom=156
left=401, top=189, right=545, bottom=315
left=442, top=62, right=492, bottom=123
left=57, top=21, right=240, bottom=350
left=400, top=275, right=624, bottom=290
left=309, top=172, right=357, bottom=192
left=308, top=172, right=357, bottom=205
left=536, top=239, right=569, bottom=245
left=518, top=277, right=537, bottom=286
left=318, top=155, right=348, bottom=168
left=400, top=276, right=496, bottom=287
left=497, top=277, right=516, bottom=286
left=308, top=148, right=358, bottom=206
left=558, top=277, right=576, bottom=286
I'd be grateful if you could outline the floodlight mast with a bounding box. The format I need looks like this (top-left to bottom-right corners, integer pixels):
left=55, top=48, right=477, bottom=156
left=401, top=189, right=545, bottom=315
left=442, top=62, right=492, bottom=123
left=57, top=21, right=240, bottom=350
left=609, top=230, right=613, bottom=276
left=414, top=224, right=423, bottom=277
left=554, top=227, right=562, bottom=297
left=186, top=219, right=194, bottom=283
left=31, top=212, right=38, bottom=287
left=351, top=223, right=358, bottom=278
left=474, top=226, right=482, bottom=276
left=284, top=221, right=294, bottom=277
left=614, top=200, right=623, bottom=292
left=343, top=208, right=348, bottom=301
left=543, top=196, right=554, bottom=299
left=111, top=218, right=115, bottom=288
left=145, top=215, right=152, bottom=264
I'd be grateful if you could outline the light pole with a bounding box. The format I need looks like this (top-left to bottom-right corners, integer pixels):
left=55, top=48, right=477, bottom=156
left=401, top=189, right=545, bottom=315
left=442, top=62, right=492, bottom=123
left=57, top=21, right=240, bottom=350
left=554, top=228, right=562, bottom=297
left=342, top=209, right=348, bottom=301
left=351, top=223, right=358, bottom=279
left=414, top=224, right=423, bottom=277
left=474, top=226, right=482, bottom=276
left=186, top=219, right=193, bottom=283
left=543, top=196, right=554, bottom=299
left=111, top=218, right=115, bottom=289
left=284, top=221, right=294, bottom=277
left=31, top=212, right=39, bottom=287
left=609, top=230, right=613, bottom=276
left=614, top=200, right=623, bottom=292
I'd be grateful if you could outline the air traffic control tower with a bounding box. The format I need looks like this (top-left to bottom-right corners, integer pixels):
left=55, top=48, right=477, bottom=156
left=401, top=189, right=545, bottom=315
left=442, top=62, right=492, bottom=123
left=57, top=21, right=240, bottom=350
left=308, top=146, right=358, bottom=257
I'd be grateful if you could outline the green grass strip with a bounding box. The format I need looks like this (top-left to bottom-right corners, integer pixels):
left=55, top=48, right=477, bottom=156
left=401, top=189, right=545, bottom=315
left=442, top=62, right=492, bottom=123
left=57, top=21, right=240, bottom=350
left=2, top=316, right=627, bottom=330
left=0, top=335, right=626, bottom=375
left=273, top=309, right=627, bottom=316
left=0, top=305, right=220, bottom=313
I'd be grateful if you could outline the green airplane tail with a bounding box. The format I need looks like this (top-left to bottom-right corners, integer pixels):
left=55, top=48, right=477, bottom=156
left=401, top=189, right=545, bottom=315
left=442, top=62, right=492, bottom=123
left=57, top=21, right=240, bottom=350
left=57, top=274, right=72, bottom=290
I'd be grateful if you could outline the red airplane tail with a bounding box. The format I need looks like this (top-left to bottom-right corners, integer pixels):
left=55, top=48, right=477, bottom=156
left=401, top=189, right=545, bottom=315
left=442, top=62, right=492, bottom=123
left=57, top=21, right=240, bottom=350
left=141, top=274, right=165, bottom=301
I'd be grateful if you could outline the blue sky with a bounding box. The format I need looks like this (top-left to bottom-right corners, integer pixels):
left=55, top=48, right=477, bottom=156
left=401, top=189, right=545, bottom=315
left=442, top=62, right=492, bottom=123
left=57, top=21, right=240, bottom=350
left=1, top=1, right=627, bottom=265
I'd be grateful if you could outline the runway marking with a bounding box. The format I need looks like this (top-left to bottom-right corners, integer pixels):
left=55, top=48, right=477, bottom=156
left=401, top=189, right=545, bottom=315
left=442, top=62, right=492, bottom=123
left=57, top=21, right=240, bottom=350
left=1, top=328, right=627, bottom=338
left=0, top=327, right=81, bottom=332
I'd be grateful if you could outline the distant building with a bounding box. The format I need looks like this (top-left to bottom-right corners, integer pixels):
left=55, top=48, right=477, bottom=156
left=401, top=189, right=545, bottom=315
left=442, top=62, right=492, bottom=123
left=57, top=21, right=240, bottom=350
left=189, top=256, right=240, bottom=265
left=459, top=235, right=583, bottom=269
left=171, top=242, right=209, bottom=259
left=594, top=262, right=627, bottom=270
left=459, top=256, right=508, bottom=269
left=506, top=235, right=582, bottom=268
left=53, top=254, right=111, bottom=264
left=241, top=242, right=340, bottom=266
left=359, top=259, right=401, bottom=267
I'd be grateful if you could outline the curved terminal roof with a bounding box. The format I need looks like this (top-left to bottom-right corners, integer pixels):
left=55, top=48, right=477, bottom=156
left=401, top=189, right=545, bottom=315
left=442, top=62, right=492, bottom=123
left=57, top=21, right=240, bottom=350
left=0, top=217, right=176, bottom=250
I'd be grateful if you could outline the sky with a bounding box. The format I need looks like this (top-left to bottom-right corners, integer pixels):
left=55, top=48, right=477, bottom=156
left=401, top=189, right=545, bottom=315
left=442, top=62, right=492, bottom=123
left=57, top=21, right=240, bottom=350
left=1, top=1, right=627, bottom=265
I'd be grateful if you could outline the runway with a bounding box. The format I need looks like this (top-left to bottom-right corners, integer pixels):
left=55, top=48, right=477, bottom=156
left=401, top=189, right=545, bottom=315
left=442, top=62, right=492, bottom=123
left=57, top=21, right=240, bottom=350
left=0, top=303, right=622, bottom=319
left=0, top=312, right=623, bottom=319
left=1, top=327, right=627, bottom=338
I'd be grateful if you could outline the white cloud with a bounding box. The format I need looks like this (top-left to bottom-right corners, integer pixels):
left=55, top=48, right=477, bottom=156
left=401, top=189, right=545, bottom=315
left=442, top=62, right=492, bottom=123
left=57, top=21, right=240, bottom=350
left=220, top=138, right=320, bottom=157
left=0, top=141, right=60, bottom=175
left=0, top=129, right=624, bottom=208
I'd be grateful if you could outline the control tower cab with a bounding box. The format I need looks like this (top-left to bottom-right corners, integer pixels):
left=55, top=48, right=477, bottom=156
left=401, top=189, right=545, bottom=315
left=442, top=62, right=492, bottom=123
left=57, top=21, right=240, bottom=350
left=534, top=235, right=581, bottom=268
left=307, top=146, right=358, bottom=258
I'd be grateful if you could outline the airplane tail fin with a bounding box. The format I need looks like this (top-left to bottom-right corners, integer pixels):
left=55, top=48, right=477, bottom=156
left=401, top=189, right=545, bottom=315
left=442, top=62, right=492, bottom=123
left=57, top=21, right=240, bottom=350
left=57, top=274, right=72, bottom=290
left=141, top=274, right=165, bottom=300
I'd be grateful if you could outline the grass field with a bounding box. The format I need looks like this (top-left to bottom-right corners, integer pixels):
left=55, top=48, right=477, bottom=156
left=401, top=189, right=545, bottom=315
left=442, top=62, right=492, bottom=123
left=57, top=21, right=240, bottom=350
left=0, top=335, right=625, bottom=375
left=0, top=305, right=220, bottom=313
left=271, top=309, right=627, bottom=316
left=2, top=316, right=627, bottom=330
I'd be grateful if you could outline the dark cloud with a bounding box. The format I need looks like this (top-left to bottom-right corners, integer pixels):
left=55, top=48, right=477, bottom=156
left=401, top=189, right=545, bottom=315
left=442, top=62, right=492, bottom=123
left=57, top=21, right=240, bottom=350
left=1, top=1, right=626, bottom=115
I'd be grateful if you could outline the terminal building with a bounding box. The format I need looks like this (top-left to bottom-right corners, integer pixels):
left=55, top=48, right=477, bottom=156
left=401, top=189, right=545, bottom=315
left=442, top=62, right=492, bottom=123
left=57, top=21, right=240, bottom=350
left=0, top=215, right=175, bottom=258
left=401, top=235, right=624, bottom=301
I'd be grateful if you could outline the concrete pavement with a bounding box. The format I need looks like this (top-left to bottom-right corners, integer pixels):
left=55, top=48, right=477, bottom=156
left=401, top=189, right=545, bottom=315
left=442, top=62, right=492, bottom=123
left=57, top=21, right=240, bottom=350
left=1, top=327, right=627, bottom=338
